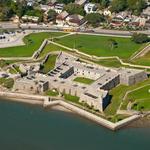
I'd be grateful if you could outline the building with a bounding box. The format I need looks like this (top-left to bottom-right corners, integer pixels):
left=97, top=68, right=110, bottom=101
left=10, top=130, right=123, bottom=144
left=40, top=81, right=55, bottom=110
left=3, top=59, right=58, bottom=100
left=117, top=68, right=147, bottom=86
left=56, top=11, right=69, bottom=26
left=75, top=0, right=88, bottom=5
left=84, top=3, right=98, bottom=14
left=66, top=14, right=85, bottom=27
left=54, top=3, right=64, bottom=14
left=22, top=15, right=39, bottom=23
left=13, top=52, right=148, bottom=112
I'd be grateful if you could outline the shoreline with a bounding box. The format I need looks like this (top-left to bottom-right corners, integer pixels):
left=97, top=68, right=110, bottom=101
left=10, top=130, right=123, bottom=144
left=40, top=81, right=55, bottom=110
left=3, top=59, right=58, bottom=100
left=0, top=91, right=147, bottom=131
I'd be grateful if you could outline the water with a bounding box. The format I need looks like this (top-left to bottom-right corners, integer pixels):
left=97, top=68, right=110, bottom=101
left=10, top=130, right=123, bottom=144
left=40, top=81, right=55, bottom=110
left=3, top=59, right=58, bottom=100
left=0, top=99, right=149, bottom=150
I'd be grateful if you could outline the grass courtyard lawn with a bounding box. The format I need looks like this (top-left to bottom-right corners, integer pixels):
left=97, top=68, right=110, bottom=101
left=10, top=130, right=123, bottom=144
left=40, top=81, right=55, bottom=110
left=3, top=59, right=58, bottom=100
left=0, top=78, right=14, bottom=89
left=56, top=34, right=145, bottom=59
left=64, top=94, right=80, bottom=104
left=41, top=55, right=57, bottom=74
left=9, top=67, right=17, bottom=74
left=73, top=77, right=95, bottom=85
left=131, top=51, right=150, bottom=66
left=0, top=32, right=66, bottom=57
left=45, top=90, right=59, bottom=97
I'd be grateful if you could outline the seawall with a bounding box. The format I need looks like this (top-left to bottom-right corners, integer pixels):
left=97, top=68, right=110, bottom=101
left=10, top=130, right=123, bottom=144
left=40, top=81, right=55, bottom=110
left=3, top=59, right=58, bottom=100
left=0, top=91, right=141, bottom=131
left=44, top=99, right=141, bottom=131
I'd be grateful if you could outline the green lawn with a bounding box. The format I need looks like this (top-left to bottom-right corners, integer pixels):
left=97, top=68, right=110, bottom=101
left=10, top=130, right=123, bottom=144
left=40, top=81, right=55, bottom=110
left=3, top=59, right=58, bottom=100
left=126, top=85, right=150, bottom=111
left=41, top=55, right=57, bottom=74
left=104, top=85, right=128, bottom=116
left=0, top=78, right=14, bottom=89
left=105, top=78, right=150, bottom=116
left=45, top=90, right=59, bottom=97
left=9, top=67, right=17, bottom=74
left=131, top=51, right=150, bottom=66
left=39, top=43, right=67, bottom=58
left=73, top=77, right=94, bottom=85
left=0, top=32, right=65, bottom=57
left=132, top=99, right=150, bottom=111
left=95, top=58, right=123, bottom=68
left=64, top=94, right=80, bottom=104
left=57, top=34, right=145, bottom=59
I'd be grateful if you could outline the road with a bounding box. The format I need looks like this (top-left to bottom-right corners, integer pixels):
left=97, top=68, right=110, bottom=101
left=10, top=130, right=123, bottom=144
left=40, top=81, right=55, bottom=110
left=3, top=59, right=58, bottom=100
left=0, top=22, right=150, bottom=37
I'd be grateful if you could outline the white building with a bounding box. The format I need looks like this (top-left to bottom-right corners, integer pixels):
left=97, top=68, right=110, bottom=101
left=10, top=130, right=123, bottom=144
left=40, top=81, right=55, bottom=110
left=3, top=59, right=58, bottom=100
left=54, top=3, right=64, bottom=14
left=84, top=3, right=98, bottom=14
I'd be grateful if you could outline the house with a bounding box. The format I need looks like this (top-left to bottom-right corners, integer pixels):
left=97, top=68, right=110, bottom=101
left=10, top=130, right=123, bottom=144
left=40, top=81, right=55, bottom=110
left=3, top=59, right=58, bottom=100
left=84, top=3, right=98, bottom=14
left=40, top=4, right=51, bottom=12
left=103, top=10, right=111, bottom=17
left=54, top=3, right=64, bottom=14
left=26, top=0, right=35, bottom=7
left=56, top=11, right=69, bottom=26
left=142, top=7, right=150, bottom=19
left=22, top=15, right=39, bottom=23
left=66, top=14, right=85, bottom=27
left=75, top=0, right=88, bottom=5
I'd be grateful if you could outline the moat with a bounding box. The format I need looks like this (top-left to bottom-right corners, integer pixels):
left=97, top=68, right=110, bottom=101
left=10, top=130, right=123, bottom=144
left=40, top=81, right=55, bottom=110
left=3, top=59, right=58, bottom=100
left=0, top=99, right=149, bottom=150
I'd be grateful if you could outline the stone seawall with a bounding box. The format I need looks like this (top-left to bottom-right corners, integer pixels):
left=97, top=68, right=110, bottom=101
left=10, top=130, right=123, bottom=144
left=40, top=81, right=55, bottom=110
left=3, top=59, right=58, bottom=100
left=44, top=100, right=141, bottom=131
left=0, top=91, right=47, bottom=105
left=0, top=91, right=141, bottom=131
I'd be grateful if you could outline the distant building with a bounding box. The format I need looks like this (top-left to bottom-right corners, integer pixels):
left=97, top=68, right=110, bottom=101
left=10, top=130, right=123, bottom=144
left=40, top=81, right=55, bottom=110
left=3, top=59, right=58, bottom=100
left=22, top=15, right=39, bottom=23
left=84, top=3, right=98, bottom=14
left=66, top=14, right=85, bottom=27
left=142, top=7, right=150, bottom=19
left=56, top=11, right=69, bottom=26
left=75, top=0, right=88, bottom=5
left=54, top=3, right=64, bottom=14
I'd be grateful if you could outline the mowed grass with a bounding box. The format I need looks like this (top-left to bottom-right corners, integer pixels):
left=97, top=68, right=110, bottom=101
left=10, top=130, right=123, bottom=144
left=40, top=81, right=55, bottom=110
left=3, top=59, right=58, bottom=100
left=57, top=34, right=145, bottom=59
left=0, top=32, right=66, bottom=57
left=127, top=85, right=150, bottom=100
left=127, top=85, right=150, bottom=111
left=73, top=77, right=94, bottom=85
left=132, top=51, right=150, bottom=66
left=39, top=43, right=67, bottom=58
left=105, top=78, right=150, bottom=116
left=41, top=55, right=57, bottom=74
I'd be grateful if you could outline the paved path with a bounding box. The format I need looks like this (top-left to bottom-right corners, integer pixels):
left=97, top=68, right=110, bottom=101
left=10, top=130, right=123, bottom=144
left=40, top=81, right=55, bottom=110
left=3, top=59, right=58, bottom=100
left=130, top=43, right=150, bottom=60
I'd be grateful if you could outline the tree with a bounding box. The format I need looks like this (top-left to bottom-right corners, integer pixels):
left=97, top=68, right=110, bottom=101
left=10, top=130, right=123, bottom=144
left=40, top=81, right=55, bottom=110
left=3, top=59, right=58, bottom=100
left=25, top=9, right=43, bottom=22
left=85, top=13, right=105, bottom=27
left=132, top=33, right=149, bottom=44
left=47, top=9, right=57, bottom=22
left=64, top=3, right=85, bottom=16
left=111, top=0, right=127, bottom=12
left=108, top=39, right=118, bottom=50
left=57, top=0, right=75, bottom=4
left=127, top=0, right=147, bottom=15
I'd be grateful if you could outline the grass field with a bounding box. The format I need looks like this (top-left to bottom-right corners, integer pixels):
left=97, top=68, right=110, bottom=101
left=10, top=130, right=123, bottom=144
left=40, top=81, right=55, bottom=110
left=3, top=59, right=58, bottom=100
left=56, top=34, right=145, bottom=59
left=127, top=85, right=150, bottom=111
left=41, top=55, right=57, bottom=74
left=104, top=78, right=150, bottom=116
left=132, top=51, right=150, bottom=66
left=73, top=77, right=95, bottom=85
left=0, top=32, right=65, bottom=57
left=39, top=43, right=67, bottom=58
